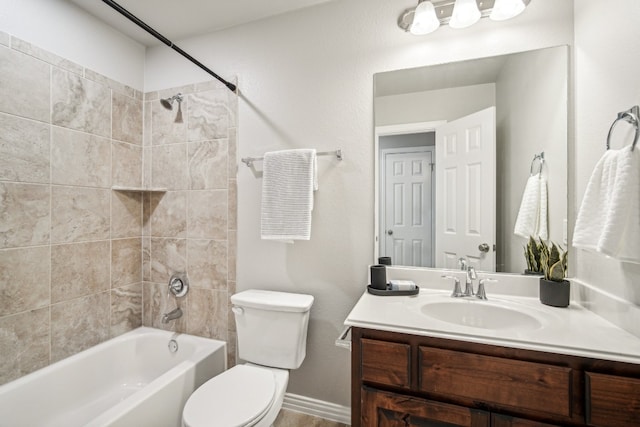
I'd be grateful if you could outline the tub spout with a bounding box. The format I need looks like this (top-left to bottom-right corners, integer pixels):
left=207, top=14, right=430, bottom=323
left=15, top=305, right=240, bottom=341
left=162, top=307, right=182, bottom=324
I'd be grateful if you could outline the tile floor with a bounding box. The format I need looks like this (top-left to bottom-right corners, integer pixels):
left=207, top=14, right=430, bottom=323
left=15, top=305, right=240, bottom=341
left=274, top=409, right=349, bottom=427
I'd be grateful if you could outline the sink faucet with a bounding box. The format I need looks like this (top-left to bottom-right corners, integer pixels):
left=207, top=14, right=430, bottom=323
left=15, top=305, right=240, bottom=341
left=162, top=307, right=183, bottom=324
left=476, top=278, right=497, bottom=300
left=464, top=266, right=477, bottom=297
left=442, top=275, right=463, bottom=298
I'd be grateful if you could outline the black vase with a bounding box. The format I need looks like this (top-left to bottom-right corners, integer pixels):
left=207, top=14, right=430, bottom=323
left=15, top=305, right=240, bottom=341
left=539, top=278, right=570, bottom=307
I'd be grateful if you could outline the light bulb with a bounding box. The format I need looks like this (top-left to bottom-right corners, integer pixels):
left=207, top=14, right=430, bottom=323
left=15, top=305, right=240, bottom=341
left=410, top=1, right=441, bottom=35
left=490, top=0, right=526, bottom=21
left=449, top=0, right=481, bottom=29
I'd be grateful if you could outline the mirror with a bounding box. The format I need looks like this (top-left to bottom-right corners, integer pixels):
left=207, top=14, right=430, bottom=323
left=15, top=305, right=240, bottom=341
left=374, top=46, right=568, bottom=274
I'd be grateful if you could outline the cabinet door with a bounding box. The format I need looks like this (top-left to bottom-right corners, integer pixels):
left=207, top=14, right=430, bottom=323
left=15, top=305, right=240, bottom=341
left=362, top=387, right=490, bottom=427
left=491, top=413, right=560, bottom=427
left=586, top=372, right=640, bottom=426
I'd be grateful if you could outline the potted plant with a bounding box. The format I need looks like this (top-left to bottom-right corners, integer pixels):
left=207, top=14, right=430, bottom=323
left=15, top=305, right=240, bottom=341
left=539, top=242, right=570, bottom=307
left=524, top=236, right=545, bottom=275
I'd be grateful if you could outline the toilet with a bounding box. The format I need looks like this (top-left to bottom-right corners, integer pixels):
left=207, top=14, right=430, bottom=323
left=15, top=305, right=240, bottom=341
left=182, top=289, right=314, bottom=427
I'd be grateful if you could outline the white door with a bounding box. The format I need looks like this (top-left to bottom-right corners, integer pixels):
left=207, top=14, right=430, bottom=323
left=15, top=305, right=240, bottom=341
left=435, top=107, right=496, bottom=271
left=381, top=148, right=434, bottom=267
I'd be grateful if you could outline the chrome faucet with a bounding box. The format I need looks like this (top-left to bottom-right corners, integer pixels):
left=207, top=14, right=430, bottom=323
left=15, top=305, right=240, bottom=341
left=476, top=278, right=497, bottom=300
left=464, top=266, right=477, bottom=297
left=162, top=307, right=183, bottom=324
left=442, top=275, right=463, bottom=298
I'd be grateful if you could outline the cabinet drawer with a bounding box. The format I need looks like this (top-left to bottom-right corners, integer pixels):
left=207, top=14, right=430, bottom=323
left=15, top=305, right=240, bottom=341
left=362, top=387, right=490, bottom=427
left=586, top=372, right=640, bottom=426
left=361, top=339, right=410, bottom=389
left=419, top=347, right=572, bottom=417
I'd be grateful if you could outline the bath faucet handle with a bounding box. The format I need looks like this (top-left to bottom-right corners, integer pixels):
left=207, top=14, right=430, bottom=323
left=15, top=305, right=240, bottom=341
left=168, top=273, right=189, bottom=298
left=442, top=275, right=463, bottom=298
left=476, top=278, right=497, bottom=300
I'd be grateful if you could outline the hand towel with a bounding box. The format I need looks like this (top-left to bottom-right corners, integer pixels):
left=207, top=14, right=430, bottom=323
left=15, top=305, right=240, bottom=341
left=538, top=176, right=549, bottom=241
left=514, top=173, right=548, bottom=240
left=260, top=149, right=317, bottom=241
left=574, top=146, right=640, bottom=263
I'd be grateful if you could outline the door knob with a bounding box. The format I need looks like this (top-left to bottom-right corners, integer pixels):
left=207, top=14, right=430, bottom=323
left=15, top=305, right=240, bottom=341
left=387, top=230, right=394, bottom=235
left=478, top=243, right=490, bottom=253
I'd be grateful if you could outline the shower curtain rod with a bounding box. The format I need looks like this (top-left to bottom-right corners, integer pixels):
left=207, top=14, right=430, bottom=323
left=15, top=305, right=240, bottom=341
left=101, top=0, right=237, bottom=93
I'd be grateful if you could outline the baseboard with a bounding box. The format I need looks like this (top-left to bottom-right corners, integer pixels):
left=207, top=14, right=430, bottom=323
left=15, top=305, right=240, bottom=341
left=282, top=393, right=351, bottom=425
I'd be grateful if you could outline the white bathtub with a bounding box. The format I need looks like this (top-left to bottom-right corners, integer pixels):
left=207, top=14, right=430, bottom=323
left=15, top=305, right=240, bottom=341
left=0, top=327, right=226, bottom=427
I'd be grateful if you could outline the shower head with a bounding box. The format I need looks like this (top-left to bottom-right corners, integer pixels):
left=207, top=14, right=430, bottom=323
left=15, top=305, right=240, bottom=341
left=160, top=93, right=183, bottom=110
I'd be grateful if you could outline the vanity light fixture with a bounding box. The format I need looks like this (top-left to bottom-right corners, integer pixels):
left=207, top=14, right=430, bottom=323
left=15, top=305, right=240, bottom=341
left=449, top=0, right=481, bottom=29
left=410, top=1, right=441, bottom=35
left=490, top=0, right=527, bottom=21
left=398, top=0, right=532, bottom=35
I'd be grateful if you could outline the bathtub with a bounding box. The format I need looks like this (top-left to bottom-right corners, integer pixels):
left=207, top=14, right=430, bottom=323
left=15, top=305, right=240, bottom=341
left=0, top=327, right=226, bottom=427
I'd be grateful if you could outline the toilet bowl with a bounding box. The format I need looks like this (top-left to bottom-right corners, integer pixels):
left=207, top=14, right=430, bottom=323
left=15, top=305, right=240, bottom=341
left=182, top=363, right=288, bottom=427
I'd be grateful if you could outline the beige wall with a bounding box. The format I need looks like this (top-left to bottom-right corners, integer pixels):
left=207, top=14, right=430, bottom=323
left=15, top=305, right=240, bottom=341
left=0, top=35, right=238, bottom=385
left=140, top=82, right=238, bottom=367
left=0, top=35, right=144, bottom=385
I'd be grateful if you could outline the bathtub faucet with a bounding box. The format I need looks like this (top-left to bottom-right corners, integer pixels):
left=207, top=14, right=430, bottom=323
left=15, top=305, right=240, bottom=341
left=162, top=307, right=183, bottom=324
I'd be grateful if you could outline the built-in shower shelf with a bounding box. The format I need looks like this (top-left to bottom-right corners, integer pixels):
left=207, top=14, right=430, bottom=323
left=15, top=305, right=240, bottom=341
left=111, top=186, right=167, bottom=193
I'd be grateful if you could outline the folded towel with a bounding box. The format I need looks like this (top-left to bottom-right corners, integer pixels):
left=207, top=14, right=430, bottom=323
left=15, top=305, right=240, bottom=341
left=260, top=149, right=317, bottom=241
left=514, top=173, right=548, bottom=240
left=574, top=146, right=640, bottom=263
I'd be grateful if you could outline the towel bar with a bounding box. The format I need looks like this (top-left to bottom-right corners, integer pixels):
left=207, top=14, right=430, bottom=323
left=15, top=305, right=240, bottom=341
left=606, top=105, right=639, bottom=151
left=241, top=149, right=342, bottom=168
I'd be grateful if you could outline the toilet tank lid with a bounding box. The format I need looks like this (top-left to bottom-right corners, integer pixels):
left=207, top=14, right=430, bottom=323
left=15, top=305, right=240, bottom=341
left=231, top=289, right=314, bottom=312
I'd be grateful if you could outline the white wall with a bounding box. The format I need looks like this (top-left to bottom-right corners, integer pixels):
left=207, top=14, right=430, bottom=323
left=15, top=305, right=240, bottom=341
left=0, top=0, right=145, bottom=90
left=574, top=0, right=640, bottom=304
left=144, top=0, right=574, bottom=407
left=496, top=47, right=568, bottom=272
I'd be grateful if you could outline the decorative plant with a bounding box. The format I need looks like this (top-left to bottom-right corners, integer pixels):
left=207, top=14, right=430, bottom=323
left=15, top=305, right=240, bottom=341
left=540, top=242, right=568, bottom=282
left=524, top=236, right=545, bottom=273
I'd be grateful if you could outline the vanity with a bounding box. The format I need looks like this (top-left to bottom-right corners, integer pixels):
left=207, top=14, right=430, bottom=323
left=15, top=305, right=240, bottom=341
left=343, top=274, right=640, bottom=427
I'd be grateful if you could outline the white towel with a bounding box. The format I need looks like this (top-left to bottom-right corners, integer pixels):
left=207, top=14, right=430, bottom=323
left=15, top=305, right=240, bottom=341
left=260, top=149, right=317, bottom=241
left=573, top=146, right=640, bottom=263
left=514, top=173, right=548, bottom=240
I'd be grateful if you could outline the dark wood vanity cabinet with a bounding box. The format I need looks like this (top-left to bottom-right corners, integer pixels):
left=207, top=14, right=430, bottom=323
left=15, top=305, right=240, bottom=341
left=351, top=328, right=640, bottom=427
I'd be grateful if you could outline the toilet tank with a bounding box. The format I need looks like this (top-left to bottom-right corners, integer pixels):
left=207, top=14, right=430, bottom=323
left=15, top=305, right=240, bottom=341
left=231, top=290, right=314, bottom=369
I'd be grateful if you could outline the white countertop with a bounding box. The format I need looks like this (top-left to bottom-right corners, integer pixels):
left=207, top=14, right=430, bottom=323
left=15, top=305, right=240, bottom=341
left=344, top=287, right=640, bottom=365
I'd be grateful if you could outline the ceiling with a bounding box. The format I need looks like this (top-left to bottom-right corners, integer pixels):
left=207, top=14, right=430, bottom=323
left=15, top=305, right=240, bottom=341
left=69, top=0, right=337, bottom=46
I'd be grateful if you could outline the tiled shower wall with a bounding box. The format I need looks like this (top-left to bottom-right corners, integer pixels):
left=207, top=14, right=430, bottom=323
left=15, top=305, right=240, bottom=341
left=141, top=83, right=238, bottom=366
left=0, top=32, right=238, bottom=385
left=0, top=33, right=144, bottom=385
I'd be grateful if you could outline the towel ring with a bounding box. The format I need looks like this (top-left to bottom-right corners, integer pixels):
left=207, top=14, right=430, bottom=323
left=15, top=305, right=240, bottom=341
left=606, top=106, right=640, bottom=151
left=530, top=152, right=545, bottom=176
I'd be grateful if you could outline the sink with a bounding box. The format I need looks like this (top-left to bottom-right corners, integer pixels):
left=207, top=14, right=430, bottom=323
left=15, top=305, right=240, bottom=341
left=420, top=300, right=543, bottom=330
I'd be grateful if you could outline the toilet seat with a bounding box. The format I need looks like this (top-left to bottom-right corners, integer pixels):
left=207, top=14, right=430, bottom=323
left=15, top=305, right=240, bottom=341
left=183, top=365, right=276, bottom=427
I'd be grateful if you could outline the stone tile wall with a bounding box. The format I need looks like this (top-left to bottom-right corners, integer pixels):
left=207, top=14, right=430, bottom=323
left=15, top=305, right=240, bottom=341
left=0, top=34, right=143, bottom=385
left=142, top=81, right=238, bottom=367
left=0, top=32, right=238, bottom=385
